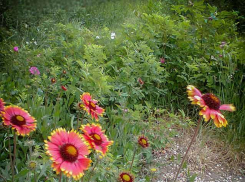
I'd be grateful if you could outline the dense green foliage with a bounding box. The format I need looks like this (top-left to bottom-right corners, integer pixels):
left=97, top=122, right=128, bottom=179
left=0, top=0, right=244, bottom=181
left=206, top=0, right=245, bottom=32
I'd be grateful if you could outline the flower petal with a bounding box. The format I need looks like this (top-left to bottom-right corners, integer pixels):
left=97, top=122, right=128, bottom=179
left=219, top=104, right=236, bottom=112
left=199, top=107, right=211, bottom=122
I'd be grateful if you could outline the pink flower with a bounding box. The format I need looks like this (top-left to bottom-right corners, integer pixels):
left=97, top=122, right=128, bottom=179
left=2, top=106, right=36, bottom=136
left=187, top=85, right=235, bottom=127
left=81, top=123, right=113, bottom=155
left=80, top=93, right=104, bottom=121
left=44, top=128, right=91, bottom=180
left=13, top=46, right=19, bottom=52
left=160, top=58, right=165, bottom=64
left=29, top=67, right=40, bottom=75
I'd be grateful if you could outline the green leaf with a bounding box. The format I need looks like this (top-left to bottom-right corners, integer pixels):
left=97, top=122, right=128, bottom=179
left=183, top=161, right=187, bottom=169
left=15, top=169, right=29, bottom=179
left=37, top=162, right=50, bottom=181
left=71, top=115, right=75, bottom=129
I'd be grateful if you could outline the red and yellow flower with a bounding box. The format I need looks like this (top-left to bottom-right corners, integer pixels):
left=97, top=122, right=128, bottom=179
left=51, top=78, right=56, bottom=84
left=81, top=123, right=113, bottom=156
left=0, top=98, right=5, bottom=115
left=1, top=106, right=36, bottom=136
left=187, top=85, right=235, bottom=127
left=119, top=172, right=134, bottom=182
left=80, top=93, right=104, bottom=121
left=138, top=136, right=149, bottom=148
left=45, top=128, right=91, bottom=180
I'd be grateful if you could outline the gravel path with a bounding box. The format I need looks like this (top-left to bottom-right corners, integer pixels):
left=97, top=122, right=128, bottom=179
left=151, top=128, right=245, bottom=182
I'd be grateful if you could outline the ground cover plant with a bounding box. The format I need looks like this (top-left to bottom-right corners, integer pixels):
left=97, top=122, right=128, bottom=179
left=0, top=0, right=245, bottom=181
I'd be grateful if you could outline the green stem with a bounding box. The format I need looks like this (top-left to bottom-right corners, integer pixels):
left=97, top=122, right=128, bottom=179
left=27, top=171, right=30, bottom=182
left=8, top=131, right=14, bottom=182
left=45, top=89, right=48, bottom=107
left=78, top=112, right=84, bottom=130
left=59, top=173, right=62, bottom=182
left=77, top=112, right=80, bottom=130
left=12, top=132, right=17, bottom=182
left=34, top=170, right=36, bottom=182
left=87, top=157, right=99, bottom=182
left=173, top=117, right=202, bottom=182
left=0, top=174, right=7, bottom=182
left=129, top=147, right=137, bottom=171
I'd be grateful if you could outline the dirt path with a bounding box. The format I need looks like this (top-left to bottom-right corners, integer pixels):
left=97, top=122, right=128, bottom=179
left=152, top=127, right=245, bottom=182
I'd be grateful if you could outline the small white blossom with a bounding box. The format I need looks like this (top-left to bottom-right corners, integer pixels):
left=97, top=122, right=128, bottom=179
left=111, top=32, right=116, bottom=39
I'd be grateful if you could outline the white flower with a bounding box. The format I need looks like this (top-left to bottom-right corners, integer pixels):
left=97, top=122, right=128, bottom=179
left=34, top=41, right=37, bottom=45
left=96, top=36, right=100, bottom=39
left=111, top=32, right=116, bottom=39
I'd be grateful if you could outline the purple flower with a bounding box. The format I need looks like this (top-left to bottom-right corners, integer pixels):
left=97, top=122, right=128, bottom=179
left=160, top=58, right=165, bottom=64
left=13, top=46, right=19, bottom=52
left=29, top=67, right=40, bottom=75
left=123, top=109, right=128, bottom=113
left=220, top=41, right=226, bottom=49
left=221, top=41, right=226, bottom=45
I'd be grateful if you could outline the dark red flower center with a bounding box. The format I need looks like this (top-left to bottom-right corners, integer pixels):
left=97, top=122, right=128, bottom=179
left=90, top=133, right=102, bottom=145
left=60, top=144, right=78, bottom=162
left=88, top=101, right=96, bottom=111
left=11, top=115, right=26, bottom=126
left=202, top=93, right=221, bottom=110
left=120, top=173, right=133, bottom=182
